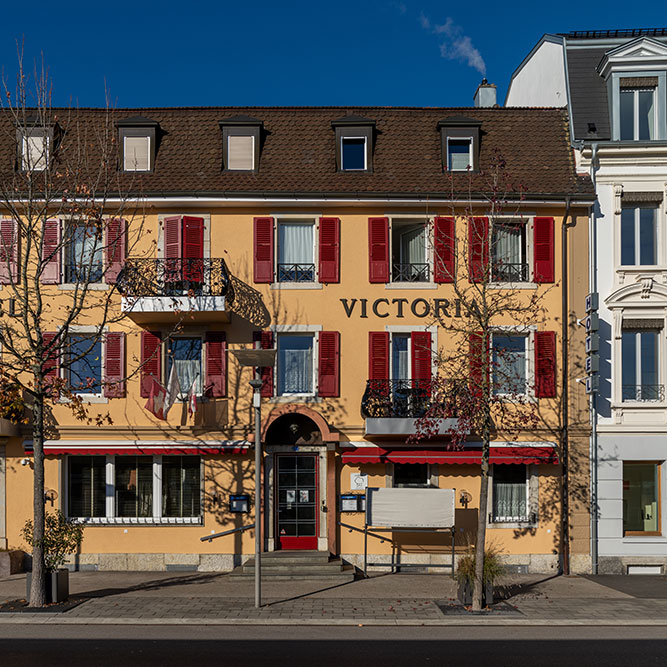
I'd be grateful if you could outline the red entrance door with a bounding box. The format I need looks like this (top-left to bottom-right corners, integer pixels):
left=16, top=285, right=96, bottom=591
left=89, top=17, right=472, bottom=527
left=276, top=454, right=318, bottom=550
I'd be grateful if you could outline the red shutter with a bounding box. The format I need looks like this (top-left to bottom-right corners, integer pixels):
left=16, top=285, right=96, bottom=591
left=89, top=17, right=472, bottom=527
left=533, top=217, right=555, bottom=283
left=368, top=332, right=390, bottom=380
left=433, top=216, right=455, bottom=283
left=43, top=332, right=59, bottom=384
left=318, top=331, right=340, bottom=397
left=469, top=332, right=488, bottom=394
left=104, top=332, right=125, bottom=398
left=41, top=219, right=60, bottom=284
left=253, top=330, right=274, bottom=397
left=253, top=217, right=274, bottom=283
left=411, top=331, right=432, bottom=381
left=535, top=331, right=557, bottom=398
left=140, top=331, right=162, bottom=398
left=105, top=218, right=126, bottom=284
left=205, top=331, right=227, bottom=398
left=318, top=217, right=340, bottom=283
left=468, top=216, right=489, bottom=283
left=182, top=216, right=205, bottom=283
left=164, top=215, right=182, bottom=283
left=368, top=217, right=389, bottom=283
left=0, top=219, right=18, bottom=284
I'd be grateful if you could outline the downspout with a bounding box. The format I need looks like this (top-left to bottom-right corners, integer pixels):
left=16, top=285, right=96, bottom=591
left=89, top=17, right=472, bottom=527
left=561, top=195, right=574, bottom=575
left=589, top=142, right=599, bottom=574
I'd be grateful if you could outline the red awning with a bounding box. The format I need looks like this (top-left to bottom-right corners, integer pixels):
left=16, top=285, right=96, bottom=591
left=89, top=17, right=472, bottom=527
left=341, top=446, right=558, bottom=465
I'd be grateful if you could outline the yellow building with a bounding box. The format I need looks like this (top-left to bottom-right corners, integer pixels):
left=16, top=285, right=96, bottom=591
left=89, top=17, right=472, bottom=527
left=0, top=103, right=594, bottom=574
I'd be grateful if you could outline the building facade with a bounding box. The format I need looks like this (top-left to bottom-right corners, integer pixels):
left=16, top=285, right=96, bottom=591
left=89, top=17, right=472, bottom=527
left=508, top=28, right=667, bottom=574
left=0, top=103, right=593, bottom=574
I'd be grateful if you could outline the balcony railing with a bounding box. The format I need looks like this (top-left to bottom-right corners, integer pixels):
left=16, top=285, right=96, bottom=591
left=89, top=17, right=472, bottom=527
left=117, top=258, right=233, bottom=298
left=277, top=263, right=315, bottom=283
left=392, top=263, right=430, bottom=283
left=622, top=384, right=665, bottom=402
left=361, top=379, right=433, bottom=419
left=491, top=262, right=529, bottom=283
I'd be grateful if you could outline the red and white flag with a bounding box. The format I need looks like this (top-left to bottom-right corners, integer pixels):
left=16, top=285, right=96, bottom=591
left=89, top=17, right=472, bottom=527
left=145, top=366, right=180, bottom=420
left=188, top=379, right=197, bottom=418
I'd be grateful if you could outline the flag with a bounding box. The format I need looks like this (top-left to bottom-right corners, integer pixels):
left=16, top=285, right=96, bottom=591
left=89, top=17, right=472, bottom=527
left=163, top=364, right=180, bottom=417
left=188, top=378, right=197, bottom=418
left=144, top=365, right=180, bottom=420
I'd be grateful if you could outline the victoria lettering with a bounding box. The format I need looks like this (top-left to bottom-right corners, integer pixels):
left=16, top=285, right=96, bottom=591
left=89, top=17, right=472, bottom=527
left=340, top=298, right=465, bottom=319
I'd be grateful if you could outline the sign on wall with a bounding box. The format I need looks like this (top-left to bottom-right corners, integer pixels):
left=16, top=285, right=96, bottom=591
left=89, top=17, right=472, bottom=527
left=366, top=488, right=455, bottom=528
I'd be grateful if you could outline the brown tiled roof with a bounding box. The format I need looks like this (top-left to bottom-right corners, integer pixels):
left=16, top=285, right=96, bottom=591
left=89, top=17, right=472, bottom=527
left=0, top=107, right=594, bottom=201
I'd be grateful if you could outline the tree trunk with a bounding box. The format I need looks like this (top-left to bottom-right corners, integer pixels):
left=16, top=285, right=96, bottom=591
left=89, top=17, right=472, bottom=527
left=28, top=393, right=46, bottom=607
left=472, top=414, right=491, bottom=612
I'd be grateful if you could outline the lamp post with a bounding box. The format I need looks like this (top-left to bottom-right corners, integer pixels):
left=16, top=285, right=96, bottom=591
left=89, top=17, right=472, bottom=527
left=232, top=349, right=276, bottom=609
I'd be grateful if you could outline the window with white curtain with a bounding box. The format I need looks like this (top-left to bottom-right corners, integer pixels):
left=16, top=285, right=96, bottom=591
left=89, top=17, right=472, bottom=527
left=277, top=220, right=315, bottom=282
left=391, top=220, right=428, bottom=282
left=492, top=333, right=528, bottom=396
left=492, top=465, right=528, bottom=522
left=277, top=333, right=314, bottom=395
left=492, top=221, right=527, bottom=282
left=65, top=221, right=104, bottom=283
left=167, top=337, right=203, bottom=396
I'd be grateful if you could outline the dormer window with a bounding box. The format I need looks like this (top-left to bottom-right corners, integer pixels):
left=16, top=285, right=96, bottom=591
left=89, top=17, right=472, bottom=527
left=18, top=123, right=53, bottom=172
left=117, top=116, right=159, bottom=173
left=438, top=117, right=481, bottom=172
left=620, top=80, right=656, bottom=140
left=332, top=115, right=375, bottom=173
left=219, top=115, right=263, bottom=173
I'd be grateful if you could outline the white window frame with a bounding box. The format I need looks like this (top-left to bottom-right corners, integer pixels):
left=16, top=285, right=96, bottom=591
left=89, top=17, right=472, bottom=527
left=618, top=204, right=661, bottom=269
left=22, top=131, right=50, bottom=172
left=165, top=333, right=205, bottom=399
left=62, top=218, right=105, bottom=286
left=226, top=134, right=255, bottom=171
left=619, top=86, right=656, bottom=141
left=620, top=327, right=662, bottom=404
left=488, top=463, right=538, bottom=527
left=273, top=325, right=321, bottom=398
left=273, top=215, right=319, bottom=286
left=340, top=135, right=368, bottom=171
left=65, top=454, right=203, bottom=525
left=385, top=325, right=438, bottom=381
left=122, top=135, right=151, bottom=172
left=388, top=216, right=431, bottom=285
left=490, top=327, right=536, bottom=400
left=446, top=136, right=473, bottom=172
left=490, top=217, right=534, bottom=285
left=60, top=326, right=107, bottom=403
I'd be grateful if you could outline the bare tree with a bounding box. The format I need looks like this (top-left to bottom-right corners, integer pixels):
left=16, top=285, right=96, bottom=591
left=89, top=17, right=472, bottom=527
left=0, top=49, right=150, bottom=605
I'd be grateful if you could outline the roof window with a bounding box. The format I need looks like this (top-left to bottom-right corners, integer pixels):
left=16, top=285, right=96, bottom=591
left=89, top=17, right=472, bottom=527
left=219, top=115, right=263, bottom=173
left=438, top=117, right=482, bottom=173
left=117, top=116, right=159, bottom=173
left=331, top=114, right=375, bottom=173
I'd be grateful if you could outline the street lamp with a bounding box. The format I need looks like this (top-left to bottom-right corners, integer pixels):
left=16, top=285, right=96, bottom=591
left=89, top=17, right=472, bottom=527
left=232, top=348, right=276, bottom=609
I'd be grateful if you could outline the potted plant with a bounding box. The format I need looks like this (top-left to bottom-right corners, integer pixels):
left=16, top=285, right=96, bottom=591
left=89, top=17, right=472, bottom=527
left=456, top=544, right=503, bottom=607
left=22, top=510, right=84, bottom=604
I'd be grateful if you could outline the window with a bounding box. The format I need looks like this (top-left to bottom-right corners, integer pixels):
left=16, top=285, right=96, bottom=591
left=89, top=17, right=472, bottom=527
left=620, top=87, right=656, bottom=141
left=67, top=455, right=201, bottom=523
left=492, top=465, right=529, bottom=522
left=277, top=333, right=314, bottom=395
left=447, top=138, right=472, bottom=171
left=277, top=220, right=315, bottom=282
left=622, top=329, right=661, bottom=401
left=65, top=221, right=104, bottom=283
left=66, top=335, right=102, bottom=395
left=227, top=135, right=255, bottom=171
left=123, top=135, right=150, bottom=171
left=492, top=334, right=528, bottom=396
left=391, top=334, right=410, bottom=380
left=161, top=215, right=206, bottom=293
left=623, top=462, right=661, bottom=535
left=341, top=137, right=366, bottom=171
left=391, top=220, right=428, bottom=282
left=167, top=337, right=203, bottom=397
left=21, top=129, right=49, bottom=171
left=621, top=205, right=657, bottom=266
left=492, top=221, right=528, bottom=282
left=394, top=463, right=429, bottom=488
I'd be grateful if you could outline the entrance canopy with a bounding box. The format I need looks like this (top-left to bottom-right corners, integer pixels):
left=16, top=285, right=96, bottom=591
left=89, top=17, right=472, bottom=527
left=341, top=445, right=558, bottom=465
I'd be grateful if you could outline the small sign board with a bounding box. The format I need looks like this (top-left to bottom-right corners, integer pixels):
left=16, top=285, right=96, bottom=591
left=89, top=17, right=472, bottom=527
left=350, top=472, right=368, bottom=490
left=366, top=488, right=455, bottom=528
left=585, top=292, right=599, bottom=313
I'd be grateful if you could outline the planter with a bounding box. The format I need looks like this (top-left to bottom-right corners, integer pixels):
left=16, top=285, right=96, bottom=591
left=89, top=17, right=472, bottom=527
left=0, top=550, right=25, bottom=577
left=457, top=580, right=494, bottom=606
left=26, top=568, right=69, bottom=604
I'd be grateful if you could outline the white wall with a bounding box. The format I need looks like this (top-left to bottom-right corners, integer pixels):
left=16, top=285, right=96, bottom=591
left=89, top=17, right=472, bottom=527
left=506, top=40, right=566, bottom=107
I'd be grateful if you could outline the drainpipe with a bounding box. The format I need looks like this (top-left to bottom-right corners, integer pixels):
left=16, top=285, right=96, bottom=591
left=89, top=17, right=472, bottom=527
left=561, top=195, right=574, bottom=575
left=589, top=143, right=600, bottom=574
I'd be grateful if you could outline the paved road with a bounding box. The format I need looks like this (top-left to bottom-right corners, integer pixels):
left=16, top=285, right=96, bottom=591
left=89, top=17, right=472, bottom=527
left=0, top=625, right=665, bottom=666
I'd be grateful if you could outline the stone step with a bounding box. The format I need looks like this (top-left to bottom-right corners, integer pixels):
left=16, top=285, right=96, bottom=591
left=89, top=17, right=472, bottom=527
left=230, top=563, right=356, bottom=581
left=257, top=550, right=332, bottom=564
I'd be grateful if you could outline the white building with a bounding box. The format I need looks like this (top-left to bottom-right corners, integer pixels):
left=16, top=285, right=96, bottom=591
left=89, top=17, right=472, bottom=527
left=508, top=29, right=667, bottom=574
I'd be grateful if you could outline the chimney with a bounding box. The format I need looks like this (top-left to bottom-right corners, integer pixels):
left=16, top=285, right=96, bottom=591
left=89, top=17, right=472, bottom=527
left=474, top=79, right=497, bottom=107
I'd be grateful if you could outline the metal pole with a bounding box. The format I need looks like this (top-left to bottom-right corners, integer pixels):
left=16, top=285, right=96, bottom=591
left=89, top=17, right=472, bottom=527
left=249, top=378, right=263, bottom=608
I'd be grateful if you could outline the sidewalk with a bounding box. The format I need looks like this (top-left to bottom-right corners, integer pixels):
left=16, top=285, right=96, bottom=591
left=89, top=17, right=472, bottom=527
left=2, top=571, right=667, bottom=625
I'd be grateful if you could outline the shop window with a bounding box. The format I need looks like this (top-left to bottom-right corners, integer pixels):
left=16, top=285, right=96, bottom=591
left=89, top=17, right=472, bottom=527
left=67, top=456, right=106, bottom=518
left=66, top=335, right=102, bottom=395
left=277, top=220, right=315, bottom=282
left=64, top=220, right=104, bottom=283
left=623, top=462, right=661, bottom=535
left=492, top=465, right=528, bottom=522
left=393, top=462, right=429, bottom=488
left=492, top=333, right=528, bottom=396
left=621, top=328, right=661, bottom=401
left=162, top=456, right=201, bottom=518
left=166, top=337, right=203, bottom=397
left=620, top=205, right=658, bottom=266
left=277, top=333, right=314, bottom=395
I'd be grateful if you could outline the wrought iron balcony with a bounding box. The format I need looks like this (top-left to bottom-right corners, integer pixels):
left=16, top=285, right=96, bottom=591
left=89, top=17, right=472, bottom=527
left=392, top=263, right=430, bottom=282
left=491, top=262, right=529, bottom=283
left=622, top=384, right=665, bottom=402
left=118, top=258, right=232, bottom=298
left=361, top=379, right=433, bottom=419
left=277, top=263, right=315, bottom=283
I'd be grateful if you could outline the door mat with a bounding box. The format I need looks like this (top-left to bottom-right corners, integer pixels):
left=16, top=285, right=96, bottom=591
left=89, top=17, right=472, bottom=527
left=0, top=598, right=85, bottom=613
left=436, top=599, right=524, bottom=616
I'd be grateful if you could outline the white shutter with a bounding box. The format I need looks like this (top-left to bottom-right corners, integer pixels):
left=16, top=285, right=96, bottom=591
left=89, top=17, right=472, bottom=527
left=123, top=136, right=150, bottom=171
left=227, top=135, right=254, bottom=170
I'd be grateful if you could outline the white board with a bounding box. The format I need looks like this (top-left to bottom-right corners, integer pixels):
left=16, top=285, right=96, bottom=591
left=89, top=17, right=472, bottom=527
left=366, top=488, right=455, bottom=528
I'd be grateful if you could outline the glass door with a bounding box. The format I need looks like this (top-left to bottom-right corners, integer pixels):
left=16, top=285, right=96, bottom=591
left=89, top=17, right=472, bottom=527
left=276, top=454, right=318, bottom=550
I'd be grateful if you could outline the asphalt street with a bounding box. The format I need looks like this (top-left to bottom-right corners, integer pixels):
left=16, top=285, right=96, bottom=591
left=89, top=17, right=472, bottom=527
left=0, top=625, right=665, bottom=666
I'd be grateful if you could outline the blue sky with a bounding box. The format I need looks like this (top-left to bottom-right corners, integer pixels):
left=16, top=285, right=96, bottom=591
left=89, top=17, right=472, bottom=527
left=1, top=1, right=665, bottom=109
